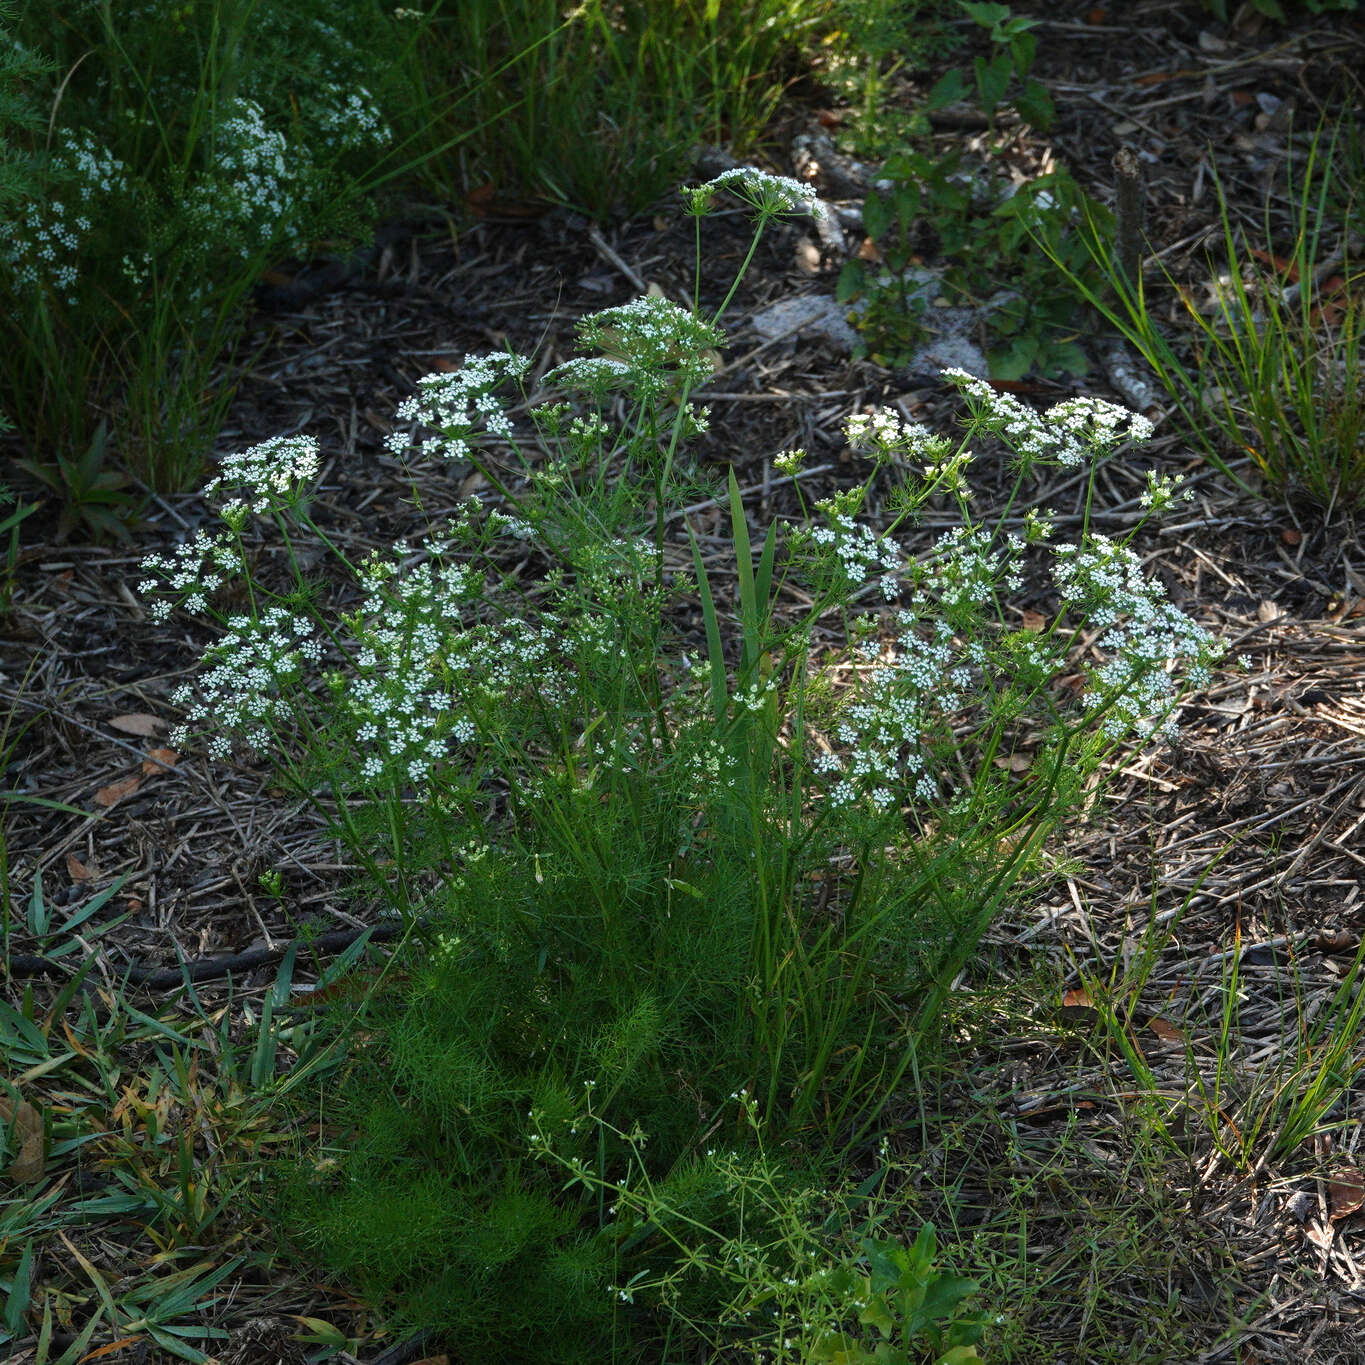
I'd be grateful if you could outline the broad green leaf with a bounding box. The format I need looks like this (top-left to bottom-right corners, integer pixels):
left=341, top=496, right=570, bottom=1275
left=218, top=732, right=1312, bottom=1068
left=1009, top=30, right=1037, bottom=77
left=893, top=182, right=921, bottom=225
left=920, top=1273, right=982, bottom=1320
left=1014, top=77, right=1055, bottom=130
left=973, top=52, right=1012, bottom=119
left=862, top=191, right=892, bottom=243
left=858, top=1290, right=895, bottom=1337
left=924, top=68, right=968, bottom=113
left=959, top=1, right=1010, bottom=25
left=1047, top=340, right=1090, bottom=377
left=837, top=260, right=866, bottom=303
left=988, top=336, right=1038, bottom=381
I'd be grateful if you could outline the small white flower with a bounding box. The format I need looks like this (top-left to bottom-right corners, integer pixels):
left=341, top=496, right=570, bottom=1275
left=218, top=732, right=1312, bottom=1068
left=683, top=166, right=817, bottom=217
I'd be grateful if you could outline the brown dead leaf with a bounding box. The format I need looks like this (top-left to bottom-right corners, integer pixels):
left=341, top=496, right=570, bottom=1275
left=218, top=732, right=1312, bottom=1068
left=0, top=1093, right=45, bottom=1183
left=463, top=181, right=547, bottom=220
left=79, top=1339, right=148, bottom=1362
left=1328, top=1167, right=1365, bottom=1221
left=1309, top=274, right=1351, bottom=327
left=94, top=773, right=142, bottom=807
left=1146, top=1016, right=1183, bottom=1043
left=109, top=713, right=166, bottom=737
left=1058, top=988, right=1099, bottom=1026
left=141, top=747, right=179, bottom=775
left=1314, top=929, right=1358, bottom=954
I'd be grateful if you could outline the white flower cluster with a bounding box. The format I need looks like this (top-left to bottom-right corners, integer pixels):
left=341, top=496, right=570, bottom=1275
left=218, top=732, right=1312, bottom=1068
left=139, top=529, right=243, bottom=621
left=2, top=133, right=127, bottom=305
left=800, top=499, right=904, bottom=599
left=813, top=528, right=1020, bottom=812
left=843, top=408, right=938, bottom=456
left=922, top=524, right=1020, bottom=616
left=387, top=352, right=532, bottom=462
left=677, top=736, right=739, bottom=804
left=682, top=167, right=818, bottom=218
left=203, top=435, right=322, bottom=518
left=335, top=527, right=658, bottom=788
left=309, top=84, right=391, bottom=153
left=809, top=385, right=1222, bottom=810
left=844, top=407, right=967, bottom=488
left=343, top=549, right=500, bottom=785
left=1053, top=536, right=1223, bottom=739
left=169, top=607, right=321, bottom=757
left=942, top=369, right=1153, bottom=470
left=1140, top=470, right=1193, bottom=512
left=548, top=295, right=725, bottom=402
left=542, top=356, right=632, bottom=398
left=182, top=99, right=302, bottom=261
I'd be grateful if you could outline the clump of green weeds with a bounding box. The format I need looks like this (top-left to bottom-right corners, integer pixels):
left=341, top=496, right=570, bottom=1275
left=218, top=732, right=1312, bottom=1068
left=838, top=4, right=1106, bottom=379
left=0, top=923, right=299, bottom=1362
left=839, top=149, right=1105, bottom=377
left=520, top=1088, right=992, bottom=1363
left=1076, top=900, right=1365, bottom=1178
left=427, top=0, right=792, bottom=217
left=384, top=0, right=936, bottom=219
left=807, top=0, right=959, bottom=158
left=924, top=2, right=1055, bottom=136
left=139, top=169, right=1223, bottom=1360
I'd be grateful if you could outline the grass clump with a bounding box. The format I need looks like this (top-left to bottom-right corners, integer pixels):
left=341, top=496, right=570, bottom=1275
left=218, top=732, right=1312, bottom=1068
left=1038, top=114, right=1365, bottom=511
left=135, top=170, right=1225, bottom=1360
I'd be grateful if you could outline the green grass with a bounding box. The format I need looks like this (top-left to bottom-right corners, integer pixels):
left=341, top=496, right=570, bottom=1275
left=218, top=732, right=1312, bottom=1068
left=1036, top=114, right=1365, bottom=511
